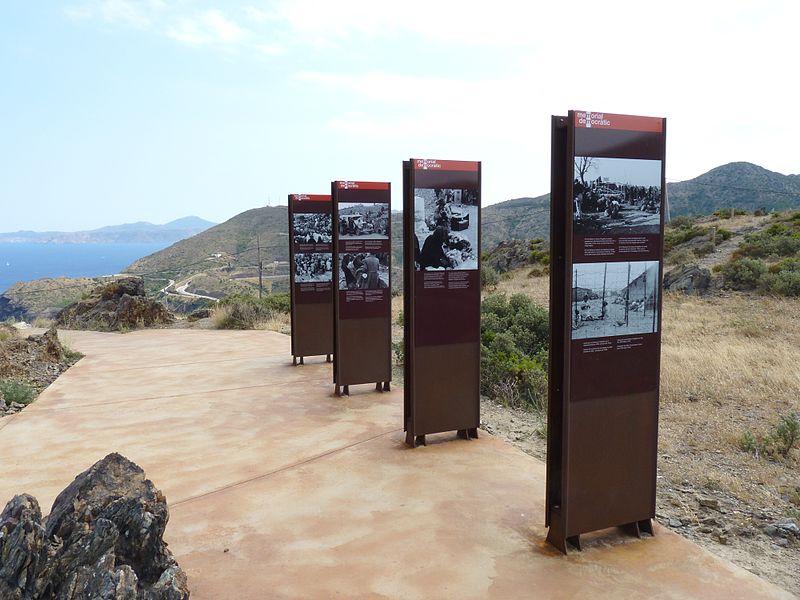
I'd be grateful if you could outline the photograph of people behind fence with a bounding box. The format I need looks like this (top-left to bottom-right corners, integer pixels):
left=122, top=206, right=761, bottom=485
left=573, top=157, right=662, bottom=235
left=413, top=188, right=479, bottom=271
left=571, top=260, right=660, bottom=340
left=339, top=252, right=390, bottom=290
left=293, top=213, right=332, bottom=244
left=338, top=203, right=389, bottom=239
left=294, top=252, right=333, bottom=283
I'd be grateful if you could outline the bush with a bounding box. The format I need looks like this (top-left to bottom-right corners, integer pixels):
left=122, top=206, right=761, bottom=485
left=713, top=207, right=748, bottom=219
left=694, top=241, right=717, bottom=258
left=715, top=228, right=734, bottom=242
left=666, top=248, right=696, bottom=266
left=481, top=293, right=549, bottom=411
left=664, top=223, right=708, bottom=252
left=0, top=380, right=37, bottom=406
left=759, top=259, right=800, bottom=297
left=721, top=258, right=768, bottom=289
left=739, top=413, right=800, bottom=458
left=213, top=294, right=289, bottom=329
left=775, top=413, right=800, bottom=456
left=481, top=266, right=500, bottom=290
left=392, top=341, right=404, bottom=366
left=721, top=257, right=800, bottom=296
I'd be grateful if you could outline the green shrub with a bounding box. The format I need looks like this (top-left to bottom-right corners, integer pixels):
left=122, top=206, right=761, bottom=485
left=775, top=413, right=800, bottom=456
left=0, top=380, right=37, bottom=406
left=664, top=224, right=708, bottom=252
left=713, top=207, right=748, bottom=219
left=721, top=258, right=768, bottom=289
left=759, top=259, right=800, bottom=297
left=739, top=413, right=800, bottom=458
left=392, top=341, right=404, bottom=366
left=721, top=257, right=800, bottom=296
left=666, top=248, right=696, bottom=266
left=481, top=293, right=549, bottom=411
left=715, top=228, right=734, bottom=242
left=694, top=241, right=717, bottom=258
left=395, top=310, right=404, bottom=326
left=481, top=266, right=500, bottom=290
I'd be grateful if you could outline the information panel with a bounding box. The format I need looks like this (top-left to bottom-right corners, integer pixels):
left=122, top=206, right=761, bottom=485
left=403, top=159, right=481, bottom=446
left=331, top=181, right=392, bottom=394
left=288, top=194, right=334, bottom=364
left=547, top=111, right=666, bottom=553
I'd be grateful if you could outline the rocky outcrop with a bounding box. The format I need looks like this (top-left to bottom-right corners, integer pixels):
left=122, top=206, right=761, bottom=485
left=0, top=453, right=190, bottom=600
left=56, top=278, right=174, bottom=332
left=663, top=264, right=712, bottom=295
left=0, top=325, right=77, bottom=393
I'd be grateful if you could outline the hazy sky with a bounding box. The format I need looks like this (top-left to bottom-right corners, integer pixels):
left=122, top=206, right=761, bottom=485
left=2, top=1, right=799, bottom=231
left=575, top=157, right=662, bottom=188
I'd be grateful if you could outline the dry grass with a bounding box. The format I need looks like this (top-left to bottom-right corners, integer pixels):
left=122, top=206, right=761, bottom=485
left=659, top=292, right=800, bottom=504
left=210, top=303, right=290, bottom=334
left=494, top=268, right=799, bottom=506
left=493, top=269, right=550, bottom=307
left=254, top=312, right=291, bottom=334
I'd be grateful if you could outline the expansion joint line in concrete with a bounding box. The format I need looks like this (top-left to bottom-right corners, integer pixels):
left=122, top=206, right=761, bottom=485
left=171, top=428, right=402, bottom=508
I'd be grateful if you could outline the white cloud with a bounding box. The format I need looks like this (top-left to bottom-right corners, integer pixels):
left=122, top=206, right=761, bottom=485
left=65, top=0, right=165, bottom=28
left=167, top=9, right=249, bottom=46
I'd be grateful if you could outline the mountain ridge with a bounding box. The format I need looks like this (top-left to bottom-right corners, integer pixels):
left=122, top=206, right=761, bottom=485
left=0, top=216, right=216, bottom=244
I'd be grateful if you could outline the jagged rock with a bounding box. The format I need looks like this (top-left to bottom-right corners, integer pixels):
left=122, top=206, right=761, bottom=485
left=186, top=308, right=211, bottom=322
left=663, top=264, right=712, bottom=295
left=765, top=520, right=799, bottom=538
left=698, top=497, right=720, bottom=510
left=37, top=326, right=64, bottom=362
left=0, top=453, right=189, bottom=600
left=0, top=494, right=44, bottom=600
left=56, top=278, right=174, bottom=332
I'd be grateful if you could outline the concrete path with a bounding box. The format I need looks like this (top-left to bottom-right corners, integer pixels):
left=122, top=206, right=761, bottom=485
left=0, top=329, right=793, bottom=599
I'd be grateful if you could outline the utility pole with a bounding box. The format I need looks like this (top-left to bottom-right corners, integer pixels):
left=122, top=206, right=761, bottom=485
left=257, top=235, right=263, bottom=299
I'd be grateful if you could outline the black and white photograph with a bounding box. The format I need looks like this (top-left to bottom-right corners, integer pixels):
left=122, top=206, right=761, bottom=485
left=338, top=252, right=390, bottom=290
left=573, top=157, right=662, bottom=235
left=293, top=252, right=333, bottom=282
left=292, top=213, right=332, bottom=244
left=338, top=203, right=390, bottom=239
left=413, top=187, right=478, bottom=271
left=571, top=260, right=659, bottom=340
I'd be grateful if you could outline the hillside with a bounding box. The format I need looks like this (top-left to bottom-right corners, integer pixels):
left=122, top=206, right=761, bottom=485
left=126, top=207, right=289, bottom=282
left=668, top=162, right=800, bottom=217
left=0, top=216, right=215, bottom=244
left=481, top=194, right=550, bottom=248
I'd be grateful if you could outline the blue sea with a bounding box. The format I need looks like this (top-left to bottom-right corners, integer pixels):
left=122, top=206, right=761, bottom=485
left=0, top=243, right=170, bottom=293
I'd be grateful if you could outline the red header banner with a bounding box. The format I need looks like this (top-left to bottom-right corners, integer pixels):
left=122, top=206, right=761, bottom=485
left=335, top=181, right=390, bottom=191
left=289, top=194, right=330, bottom=202
left=574, top=111, right=663, bottom=133
left=412, top=158, right=480, bottom=172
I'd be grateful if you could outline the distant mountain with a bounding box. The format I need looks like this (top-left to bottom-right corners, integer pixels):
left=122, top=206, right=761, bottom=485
left=667, top=162, right=800, bottom=217
left=0, top=216, right=216, bottom=244
left=124, top=161, right=800, bottom=285
left=126, top=207, right=289, bottom=279
left=482, top=194, right=550, bottom=248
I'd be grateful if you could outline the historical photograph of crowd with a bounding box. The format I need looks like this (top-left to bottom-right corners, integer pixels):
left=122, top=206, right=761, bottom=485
left=573, top=156, right=662, bottom=235
left=571, top=260, right=660, bottom=340
left=338, top=252, right=390, bottom=290
left=338, top=203, right=390, bottom=239
left=413, top=188, right=478, bottom=271
left=293, top=213, right=332, bottom=244
left=293, top=252, right=333, bottom=282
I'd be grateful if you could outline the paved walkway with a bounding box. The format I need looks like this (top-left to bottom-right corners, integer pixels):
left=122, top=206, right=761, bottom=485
left=0, top=329, right=793, bottom=599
